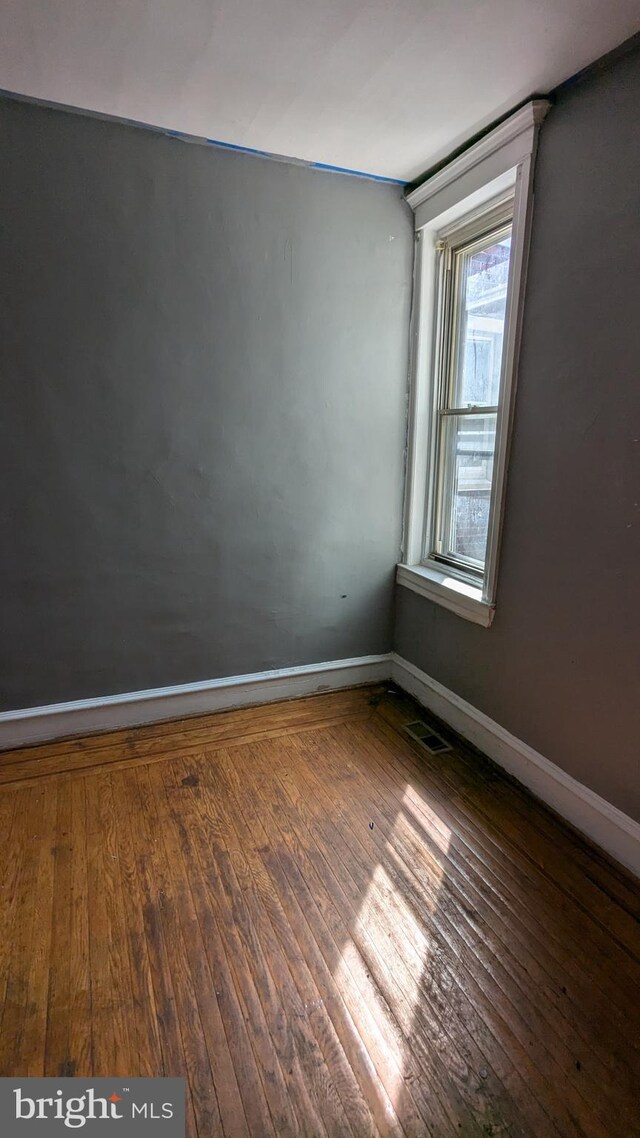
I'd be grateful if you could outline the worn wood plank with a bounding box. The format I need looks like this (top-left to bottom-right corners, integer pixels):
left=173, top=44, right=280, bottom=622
left=0, top=786, right=56, bottom=1074
left=84, top=773, right=135, bottom=1077
left=0, top=791, right=24, bottom=1017
left=43, top=785, right=73, bottom=1076
left=66, top=778, right=92, bottom=1077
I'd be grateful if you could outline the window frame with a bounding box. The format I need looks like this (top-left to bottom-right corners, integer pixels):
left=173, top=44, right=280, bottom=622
left=398, top=100, right=550, bottom=627
left=429, top=203, right=512, bottom=578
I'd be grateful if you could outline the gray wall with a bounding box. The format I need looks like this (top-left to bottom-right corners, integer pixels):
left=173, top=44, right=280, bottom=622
left=395, top=45, right=640, bottom=821
left=0, top=98, right=412, bottom=710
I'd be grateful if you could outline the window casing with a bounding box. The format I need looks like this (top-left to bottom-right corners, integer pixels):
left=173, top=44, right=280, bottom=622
left=398, top=100, right=549, bottom=626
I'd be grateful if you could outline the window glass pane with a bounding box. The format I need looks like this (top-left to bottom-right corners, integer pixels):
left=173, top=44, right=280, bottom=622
left=440, top=413, right=496, bottom=565
left=452, top=230, right=511, bottom=407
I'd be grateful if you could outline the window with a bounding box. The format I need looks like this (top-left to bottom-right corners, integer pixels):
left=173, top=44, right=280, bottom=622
left=398, top=101, right=549, bottom=626
left=431, top=205, right=512, bottom=577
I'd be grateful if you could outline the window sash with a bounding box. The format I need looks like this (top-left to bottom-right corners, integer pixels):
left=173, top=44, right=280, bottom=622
left=425, top=213, right=513, bottom=576
left=432, top=409, right=498, bottom=574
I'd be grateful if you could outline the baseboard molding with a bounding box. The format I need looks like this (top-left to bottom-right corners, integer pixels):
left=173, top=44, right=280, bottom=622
left=0, top=654, right=392, bottom=751
left=391, top=653, right=640, bottom=878
left=4, top=648, right=637, bottom=878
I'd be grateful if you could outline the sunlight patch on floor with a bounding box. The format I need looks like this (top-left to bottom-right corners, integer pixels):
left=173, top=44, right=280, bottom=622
left=332, top=788, right=451, bottom=1109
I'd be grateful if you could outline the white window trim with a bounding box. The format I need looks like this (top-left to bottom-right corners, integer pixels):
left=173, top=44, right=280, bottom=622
left=398, top=99, right=550, bottom=627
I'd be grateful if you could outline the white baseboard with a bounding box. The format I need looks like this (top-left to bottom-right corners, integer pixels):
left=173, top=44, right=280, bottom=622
left=0, top=654, right=392, bottom=751
left=3, top=647, right=637, bottom=879
left=391, top=653, right=640, bottom=879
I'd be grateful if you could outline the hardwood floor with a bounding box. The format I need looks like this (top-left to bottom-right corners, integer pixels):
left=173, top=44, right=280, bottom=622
left=0, top=684, right=638, bottom=1137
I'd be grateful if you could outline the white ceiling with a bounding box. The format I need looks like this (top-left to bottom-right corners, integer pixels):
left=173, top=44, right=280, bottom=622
left=1, top=1, right=638, bottom=181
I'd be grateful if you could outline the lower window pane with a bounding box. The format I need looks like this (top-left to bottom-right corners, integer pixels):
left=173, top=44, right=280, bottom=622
left=441, top=413, right=496, bottom=566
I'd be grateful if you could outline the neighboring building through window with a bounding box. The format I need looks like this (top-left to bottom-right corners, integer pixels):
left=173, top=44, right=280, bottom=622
left=431, top=209, right=512, bottom=575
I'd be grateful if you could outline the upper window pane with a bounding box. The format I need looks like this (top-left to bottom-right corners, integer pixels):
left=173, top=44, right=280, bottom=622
left=451, top=229, right=511, bottom=408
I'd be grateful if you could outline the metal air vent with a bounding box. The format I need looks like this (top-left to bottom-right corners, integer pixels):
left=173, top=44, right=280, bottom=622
left=403, top=720, right=452, bottom=755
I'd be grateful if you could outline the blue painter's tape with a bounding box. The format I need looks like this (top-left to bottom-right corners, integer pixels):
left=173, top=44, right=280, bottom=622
left=308, top=159, right=404, bottom=185
left=0, top=86, right=406, bottom=188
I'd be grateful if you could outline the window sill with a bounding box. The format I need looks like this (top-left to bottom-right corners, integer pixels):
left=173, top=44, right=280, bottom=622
left=396, top=563, right=495, bottom=627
